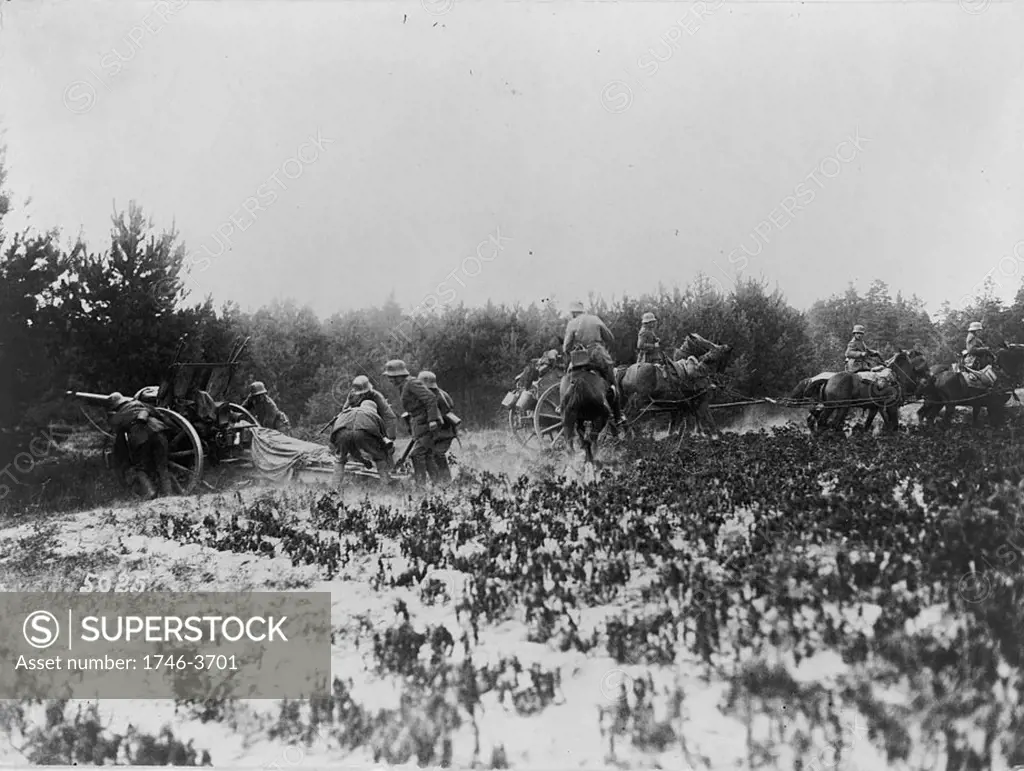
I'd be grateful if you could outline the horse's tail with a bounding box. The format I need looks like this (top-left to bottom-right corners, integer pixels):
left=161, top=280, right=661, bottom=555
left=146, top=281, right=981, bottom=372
left=614, top=364, right=627, bottom=396
left=562, top=375, right=585, bottom=418
left=564, top=371, right=611, bottom=417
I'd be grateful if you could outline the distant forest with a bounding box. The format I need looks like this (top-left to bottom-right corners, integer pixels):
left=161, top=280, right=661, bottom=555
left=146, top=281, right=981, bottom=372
left=3, top=161, right=1024, bottom=431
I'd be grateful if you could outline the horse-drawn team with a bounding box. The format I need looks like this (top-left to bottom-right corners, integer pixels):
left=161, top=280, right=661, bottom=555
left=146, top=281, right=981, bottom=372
left=510, top=309, right=1024, bottom=461
left=81, top=307, right=1024, bottom=498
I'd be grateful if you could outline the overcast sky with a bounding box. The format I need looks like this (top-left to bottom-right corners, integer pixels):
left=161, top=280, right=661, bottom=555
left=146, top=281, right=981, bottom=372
left=1, top=0, right=1022, bottom=319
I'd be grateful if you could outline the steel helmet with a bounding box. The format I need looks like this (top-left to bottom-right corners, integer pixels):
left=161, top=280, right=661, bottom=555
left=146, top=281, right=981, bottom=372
left=351, top=375, right=371, bottom=394
left=852, top=325, right=866, bottom=334
left=382, top=359, right=410, bottom=377
left=106, top=392, right=130, bottom=411
left=135, top=385, right=159, bottom=402
left=968, top=321, right=983, bottom=332
left=248, top=381, right=268, bottom=396
left=359, top=399, right=378, bottom=413
left=641, top=312, right=657, bottom=324
left=545, top=349, right=559, bottom=361
left=568, top=300, right=585, bottom=314
left=418, top=370, right=438, bottom=387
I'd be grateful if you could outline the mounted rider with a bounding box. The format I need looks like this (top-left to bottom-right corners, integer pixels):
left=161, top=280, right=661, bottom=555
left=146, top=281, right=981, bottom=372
left=563, top=300, right=625, bottom=425
left=418, top=370, right=460, bottom=485
left=963, top=321, right=994, bottom=371
left=636, top=312, right=662, bottom=364
left=844, top=325, right=883, bottom=373
left=242, top=381, right=291, bottom=432
left=343, top=375, right=398, bottom=440
left=383, top=359, right=442, bottom=486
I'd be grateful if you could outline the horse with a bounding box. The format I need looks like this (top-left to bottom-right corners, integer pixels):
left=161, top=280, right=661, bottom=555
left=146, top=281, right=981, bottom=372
left=814, top=350, right=929, bottom=433
left=672, top=332, right=731, bottom=365
left=616, top=335, right=733, bottom=438
left=917, top=344, right=1024, bottom=427
left=560, top=367, right=613, bottom=465
left=785, top=372, right=836, bottom=430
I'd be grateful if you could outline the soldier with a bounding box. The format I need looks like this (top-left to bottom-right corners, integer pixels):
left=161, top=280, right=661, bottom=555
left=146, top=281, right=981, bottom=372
left=844, top=325, right=882, bottom=373
left=536, top=349, right=561, bottom=377
left=382, top=359, right=442, bottom=485
left=106, top=392, right=173, bottom=499
left=636, top=312, right=661, bottom=364
left=330, top=400, right=394, bottom=485
left=563, top=300, right=625, bottom=425
left=242, top=381, right=291, bottom=432
left=418, top=370, right=460, bottom=485
left=343, top=375, right=398, bottom=440
left=964, top=321, right=994, bottom=370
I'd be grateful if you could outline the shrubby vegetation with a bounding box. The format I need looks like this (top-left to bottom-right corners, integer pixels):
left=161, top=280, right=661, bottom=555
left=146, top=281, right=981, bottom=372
left=0, top=699, right=210, bottom=765
left=3, top=148, right=1024, bottom=442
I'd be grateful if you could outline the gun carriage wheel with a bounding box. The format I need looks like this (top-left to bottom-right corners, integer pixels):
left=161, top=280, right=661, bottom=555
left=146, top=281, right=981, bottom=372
left=508, top=393, right=539, bottom=448
left=533, top=383, right=565, bottom=449
left=155, top=408, right=204, bottom=494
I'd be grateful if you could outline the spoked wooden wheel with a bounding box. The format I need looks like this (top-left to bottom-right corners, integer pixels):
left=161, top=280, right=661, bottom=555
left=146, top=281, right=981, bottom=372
left=230, top=403, right=259, bottom=426
left=228, top=403, right=260, bottom=451
left=508, top=389, right=540, bottom=447
left=155, top=408, right=204, bottom=494
left=533, top=383, right=565, bottom=449
left=508, top=407, right=538, bottom=447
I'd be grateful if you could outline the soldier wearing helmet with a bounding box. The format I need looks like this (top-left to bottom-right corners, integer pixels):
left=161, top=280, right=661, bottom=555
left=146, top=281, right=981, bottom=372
left=636, top=311, right=662, bottom=364
left=844, top=325, right=882, bottom=373
left=536, top=349, right=560, bottom=376
left=964, top=321, right=993, bottom=370
left=562, top=300, right=625, bottom=425
left=330, top=398, right=394, bottom=485
left=342, top=375, right=397, bottom=439
left=242, top=381, right=291, bottom=432
left=418, top=370, right=459, bottom=485
left=383, top=359, right=442, bottom=485
left=105, top=392, right=173, bottom=499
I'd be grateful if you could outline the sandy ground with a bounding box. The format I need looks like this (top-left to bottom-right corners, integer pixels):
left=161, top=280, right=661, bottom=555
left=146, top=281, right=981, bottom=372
left=0, top=407, right=1009, bottom=768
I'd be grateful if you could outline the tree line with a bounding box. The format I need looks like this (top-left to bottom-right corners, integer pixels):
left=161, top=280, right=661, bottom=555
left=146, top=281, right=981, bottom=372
left=3, top=160, right=1024, bottom=436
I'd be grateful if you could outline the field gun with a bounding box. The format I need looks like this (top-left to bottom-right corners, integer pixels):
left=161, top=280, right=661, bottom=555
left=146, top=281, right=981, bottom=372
left=66, top=390, right=116, bottom=408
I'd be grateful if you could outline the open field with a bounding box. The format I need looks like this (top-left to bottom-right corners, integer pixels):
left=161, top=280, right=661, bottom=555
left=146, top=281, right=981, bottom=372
left=0, top=408, right=1023, bottom=769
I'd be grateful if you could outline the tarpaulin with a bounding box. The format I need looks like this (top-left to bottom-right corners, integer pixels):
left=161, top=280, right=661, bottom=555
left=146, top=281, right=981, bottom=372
left=248, top=427, right=335, bottom=483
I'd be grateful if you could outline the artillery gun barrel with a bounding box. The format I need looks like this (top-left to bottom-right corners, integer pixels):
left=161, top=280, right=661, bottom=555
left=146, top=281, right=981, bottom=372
left=66, top=391, right=113, bottom=408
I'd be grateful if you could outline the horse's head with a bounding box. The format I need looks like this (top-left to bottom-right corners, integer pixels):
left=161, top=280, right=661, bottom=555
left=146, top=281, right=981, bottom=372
left=701, top=343, right=733, bottom=374
left=996, top=345, right=1024, bottom=385
left=887, top=350, right=930, bottom=393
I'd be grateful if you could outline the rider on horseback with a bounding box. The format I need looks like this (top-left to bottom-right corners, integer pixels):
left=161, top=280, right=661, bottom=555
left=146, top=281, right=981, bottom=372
left=964, top=321, right=994, bottom=371
left=563, top=300, right=626, bottom=426
left=845, top=325, right=883, bottom=373
left=636, top=312, right=662, bottom=364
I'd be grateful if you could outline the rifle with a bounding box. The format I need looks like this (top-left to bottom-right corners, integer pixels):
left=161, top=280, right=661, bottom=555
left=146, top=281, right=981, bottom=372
left=394, top=437, right=417, bottom=469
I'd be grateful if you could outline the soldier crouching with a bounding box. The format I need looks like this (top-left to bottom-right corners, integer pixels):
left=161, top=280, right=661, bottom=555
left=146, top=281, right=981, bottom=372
left=329, top=400, right=395, bottom=486
left=106, top=392, right=174, bottom=499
